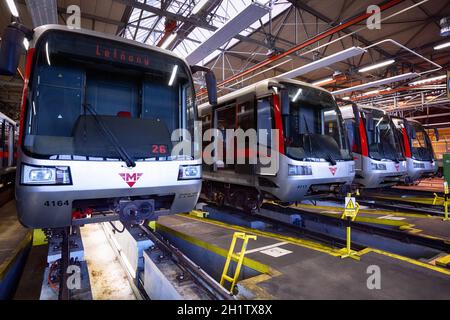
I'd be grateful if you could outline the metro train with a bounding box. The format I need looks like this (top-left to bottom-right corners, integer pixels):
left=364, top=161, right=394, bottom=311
left=199, top=78, right=356, bottom=211
left=339, top=101, right=407, bottom=189
left=391, top=117, right=437, bottom=182
left=0, top=111, right=18, bottom=186
left=0, top=23, right=217, bottom=228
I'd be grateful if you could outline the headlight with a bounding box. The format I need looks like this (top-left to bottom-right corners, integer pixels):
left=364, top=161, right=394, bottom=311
left=413, top=162, right=425, bottom=169
left=22, top=164, right=72, bottom=185
left=349, top=164, right=356, bottom=174
left=178, top=165, right=201, bottom=180
left=371, top=163, right=387, bottom=171
left=288, top=165, right=313, bottom=176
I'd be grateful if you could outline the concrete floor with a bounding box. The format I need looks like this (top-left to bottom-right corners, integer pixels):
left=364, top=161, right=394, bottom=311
left=80, top=223, right=136, bottom=300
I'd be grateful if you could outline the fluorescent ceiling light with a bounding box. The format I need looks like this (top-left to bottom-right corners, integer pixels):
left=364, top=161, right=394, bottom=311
left=312, top=77, right=334, bottom=86
left=342, top=97, right=351, bottom=100
left=6, top=0, right=19, bottom=17
left=25, top=0, right=58, bottom=27
left=409, top=75, right=446, bottom=86
left=23, top=38, right=29, bottom=50
left=292, top=89, right=302, bottom=102
left=358, top=59, right=395, bottom=73
left=192, top=0, right=209, bottom=15
left=363, top=90, right=380, bottom=96
left=278, top=47, right=366, bottom=79
left=186, top=2, right=270, bottom=65
left=332, top=72, right=419, bottom=96
left=168, top=65, right=178, bottom=86
left=160, top=33, right=177, bottom=50
left=434, top=41, right=450, bottom=50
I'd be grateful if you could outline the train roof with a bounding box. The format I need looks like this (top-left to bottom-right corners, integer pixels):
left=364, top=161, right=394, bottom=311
left=198, top=77, right=332, bottom=113
left=30, top=24, right=190, bottom=67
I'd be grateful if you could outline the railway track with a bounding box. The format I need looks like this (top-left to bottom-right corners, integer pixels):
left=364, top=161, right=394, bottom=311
left=138, top=224, right=234, bottom=300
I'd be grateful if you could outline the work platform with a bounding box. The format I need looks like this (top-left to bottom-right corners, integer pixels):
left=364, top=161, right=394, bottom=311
left=156, top=214, right=450, bottom=300
left=394, top=178, right=445, bottom=193
left=296, top=201, right=450, bottom=242
left=0, top=200, right=32, bottom=299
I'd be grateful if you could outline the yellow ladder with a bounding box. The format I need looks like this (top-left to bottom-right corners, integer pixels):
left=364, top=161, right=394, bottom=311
left=220, top=232, right=257, bottom=293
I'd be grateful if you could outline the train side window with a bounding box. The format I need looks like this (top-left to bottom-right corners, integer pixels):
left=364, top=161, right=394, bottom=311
left=237, top=102, right=255, bottom=130
left=257, top=98, right=273, bottom=147
left=202, top=114, right=212, bottom=151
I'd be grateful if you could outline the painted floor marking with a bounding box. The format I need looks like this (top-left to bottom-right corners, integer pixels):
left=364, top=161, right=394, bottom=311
left=378, top=214, right=406, bottom=221
left=245, top=241, right=289, bottom=255
left=260, top=247, right=293, bottom=258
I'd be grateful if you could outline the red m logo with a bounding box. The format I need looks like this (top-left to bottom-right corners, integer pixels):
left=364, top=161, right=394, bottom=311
left=329, top=167, right=337, bottom=176
left=119, top=173, right=143, bottom=187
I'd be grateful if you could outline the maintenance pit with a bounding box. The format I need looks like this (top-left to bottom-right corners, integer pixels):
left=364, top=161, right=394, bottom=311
left=154, top=214, right=450, bottom=300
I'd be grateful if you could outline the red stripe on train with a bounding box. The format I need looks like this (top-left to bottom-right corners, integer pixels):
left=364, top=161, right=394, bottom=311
left=272, top=94, right=285, bottom=155
left=18, top=48, right=35, bottom=148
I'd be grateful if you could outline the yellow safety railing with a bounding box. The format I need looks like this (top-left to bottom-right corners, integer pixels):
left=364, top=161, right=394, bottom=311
left=444, top=182, right=449, bottom=221
left=338, top=194, right=360, bottom=260
left=220, top=232, right=257, bottom=294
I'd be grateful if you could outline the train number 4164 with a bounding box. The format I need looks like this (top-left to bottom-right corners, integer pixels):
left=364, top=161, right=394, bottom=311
left=44, top=200, right=70, bottom=207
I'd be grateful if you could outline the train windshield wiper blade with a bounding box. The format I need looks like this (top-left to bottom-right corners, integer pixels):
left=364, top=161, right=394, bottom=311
left=83, top=104, right=136, bottom=168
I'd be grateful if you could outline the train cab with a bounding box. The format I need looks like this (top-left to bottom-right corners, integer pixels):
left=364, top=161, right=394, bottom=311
left=392, top=117, right=437, bottom=182
left=199, top=78, right=356, bottom=210
left=340, top=102, right=407, bottom=189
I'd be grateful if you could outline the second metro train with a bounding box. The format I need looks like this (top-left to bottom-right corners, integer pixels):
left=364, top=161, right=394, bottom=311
left=199, top=78, right=356, bottom=210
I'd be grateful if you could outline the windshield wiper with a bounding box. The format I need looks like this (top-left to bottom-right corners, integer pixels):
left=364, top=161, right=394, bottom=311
left=83, top=104, right=136, bottom=168
left=303, top=115, right=316, bottom=159
left=303, top=115, right=337, bottom=165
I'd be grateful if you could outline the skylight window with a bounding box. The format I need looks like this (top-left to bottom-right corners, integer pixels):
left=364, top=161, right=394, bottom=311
left=124, top=0, right=291, bottom=66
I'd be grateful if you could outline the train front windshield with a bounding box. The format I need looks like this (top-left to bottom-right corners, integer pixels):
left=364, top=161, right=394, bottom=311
left=23, top=31, right=196, bottom=160
left=409, top=122, right=433, bottom=161
left=280, top=84, right=352, bottom=162
left=364, top=109, right=403, bottom=161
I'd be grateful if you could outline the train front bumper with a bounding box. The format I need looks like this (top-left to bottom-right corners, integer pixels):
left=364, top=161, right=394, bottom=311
left=406, top=158, right=437, bottom=182
left=263, top=159, right=356, bottom=202
left=357, top=159, right=407, bottom=189
left=16, top=157, right=202, bottom=228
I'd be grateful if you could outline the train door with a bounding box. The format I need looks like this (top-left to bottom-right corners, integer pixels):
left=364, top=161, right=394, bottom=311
left=201, top=112, right=213, bottom=172
left=6, top=122, right=14, bottom=167
left=0, top=120, right=4, bottom=169
left=255, top=95, right=275, bottom=176
left=214, top=103, right=236, bottom=171
left=235, top=99, right=255, bottom=175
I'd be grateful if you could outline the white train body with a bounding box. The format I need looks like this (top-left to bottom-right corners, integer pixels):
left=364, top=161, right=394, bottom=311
left=13, top=25, right=202, bottom=228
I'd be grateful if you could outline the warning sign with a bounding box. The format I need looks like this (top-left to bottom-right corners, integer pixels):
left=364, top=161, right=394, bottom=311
left=345, top=197, right=356, bottom=210
left=343, top=196, right=358, bottom=219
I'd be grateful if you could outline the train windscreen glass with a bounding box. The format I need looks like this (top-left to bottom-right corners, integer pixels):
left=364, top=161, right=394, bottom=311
left=364, top=109, right=403, bottom=161
left=23, top=31, right=196, bottom=160
left=280, top=84, right=351, bottom=162
left=409, top=122, right=433, bottom=161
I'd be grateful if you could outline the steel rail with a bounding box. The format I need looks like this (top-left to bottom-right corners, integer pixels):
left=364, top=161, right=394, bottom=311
left=139, top=224, right=234, bottom=300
